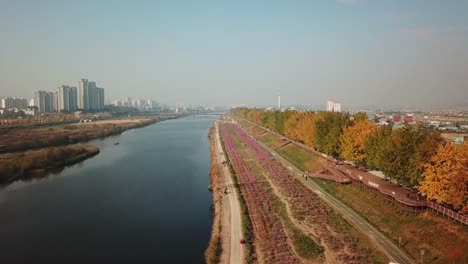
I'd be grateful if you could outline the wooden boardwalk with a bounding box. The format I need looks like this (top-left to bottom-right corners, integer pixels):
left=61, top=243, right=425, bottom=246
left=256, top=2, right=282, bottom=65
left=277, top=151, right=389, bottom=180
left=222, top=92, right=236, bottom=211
left=310, top=164, right=351, bottom=184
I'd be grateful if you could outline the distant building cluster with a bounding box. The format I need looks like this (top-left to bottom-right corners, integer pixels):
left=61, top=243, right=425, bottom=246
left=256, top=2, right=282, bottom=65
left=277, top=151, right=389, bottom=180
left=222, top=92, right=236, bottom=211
left=0, top=97, right=34, bottom=116
left=112, top=97, right=157, bottom=110
left=1, top=97, right=28, bottom=109
left=33, top=78, right=105, bottom=113
left=326, top=99, right=341, bottom=112
left=376, top=114, right=414, bottom=126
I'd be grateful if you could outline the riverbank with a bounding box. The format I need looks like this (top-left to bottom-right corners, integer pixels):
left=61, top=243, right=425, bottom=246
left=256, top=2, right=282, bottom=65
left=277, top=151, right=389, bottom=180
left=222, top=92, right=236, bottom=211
left=205, top=125, right=224, bottom=263
left=0, top=144, right=99, bottom=185
left=0, top=114, right=180, bottom=153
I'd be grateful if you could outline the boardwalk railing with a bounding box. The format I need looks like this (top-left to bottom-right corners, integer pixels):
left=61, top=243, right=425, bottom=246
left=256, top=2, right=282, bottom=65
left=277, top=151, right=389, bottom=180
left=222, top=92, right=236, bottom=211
left=427, top=201, right=468, bottom=225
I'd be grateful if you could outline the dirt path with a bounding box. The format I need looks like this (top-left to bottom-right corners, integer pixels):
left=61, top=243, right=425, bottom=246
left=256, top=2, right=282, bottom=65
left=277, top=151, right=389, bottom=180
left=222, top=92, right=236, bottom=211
left=214, top=122, right=244, bottom=264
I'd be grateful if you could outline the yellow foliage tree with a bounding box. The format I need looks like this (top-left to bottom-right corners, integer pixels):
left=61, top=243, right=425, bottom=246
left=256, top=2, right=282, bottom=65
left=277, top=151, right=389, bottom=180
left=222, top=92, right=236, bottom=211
left=284, top=111, right=316, bottom=147
left=284, top=111, right=301, bottom=141
left=419, top=143, right=468, bottom=211
left=296, top=112, right=316, bottom=147
left=339, top=120, right=377, bottom=164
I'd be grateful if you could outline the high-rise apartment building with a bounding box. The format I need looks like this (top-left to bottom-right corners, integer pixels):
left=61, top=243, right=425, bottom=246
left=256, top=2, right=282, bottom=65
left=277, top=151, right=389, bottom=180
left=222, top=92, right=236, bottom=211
left=57, top=85, right=78, bottom=112
left=78, top=79, right=105, bottom=111
left=97, top=87, right=105, bottom=110
left=78, top=79, right=89, bottom=110
left=326, top=99, right=342, bottom=112
left=53, top=92, right=58, bottom=112
left=1, top=97, right=28, bottom=109
left=35, top=91, right=55, bottom=113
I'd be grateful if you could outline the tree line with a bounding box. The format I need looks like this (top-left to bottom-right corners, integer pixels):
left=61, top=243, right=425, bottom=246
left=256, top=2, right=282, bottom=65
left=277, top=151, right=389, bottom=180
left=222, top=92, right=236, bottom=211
left=232, top=108, right=467, bottom=212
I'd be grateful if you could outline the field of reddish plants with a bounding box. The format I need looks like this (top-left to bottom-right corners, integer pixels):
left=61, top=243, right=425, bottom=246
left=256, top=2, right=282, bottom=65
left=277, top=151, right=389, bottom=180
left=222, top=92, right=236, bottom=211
left=223, top=123, right=375, bottom=263
left=220, top=123, right=300, bottom=264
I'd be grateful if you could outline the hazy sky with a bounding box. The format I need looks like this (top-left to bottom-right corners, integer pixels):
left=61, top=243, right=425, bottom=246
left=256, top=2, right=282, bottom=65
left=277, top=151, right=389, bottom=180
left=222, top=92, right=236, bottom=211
left=1, top=0, right=467, bottom=108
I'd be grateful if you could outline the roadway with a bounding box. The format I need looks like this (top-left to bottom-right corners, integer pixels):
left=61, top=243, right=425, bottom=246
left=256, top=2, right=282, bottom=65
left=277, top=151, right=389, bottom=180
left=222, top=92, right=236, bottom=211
left=235, top=118, right=414, bottom=264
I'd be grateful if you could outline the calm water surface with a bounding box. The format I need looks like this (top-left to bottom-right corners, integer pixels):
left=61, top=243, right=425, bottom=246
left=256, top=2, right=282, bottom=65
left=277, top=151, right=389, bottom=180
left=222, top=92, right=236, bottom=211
left=0, top=116, right=217, bottom=263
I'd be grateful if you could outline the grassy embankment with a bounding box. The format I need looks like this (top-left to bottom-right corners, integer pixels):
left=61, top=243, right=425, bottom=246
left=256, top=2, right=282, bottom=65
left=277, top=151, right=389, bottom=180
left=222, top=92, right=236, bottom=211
left=219, top=126, right=256, bottom=264
left=205, top=126, right=223, bottom=264
left=247, top=124, right=468, bottom=264
left=0, top=144, right=99, bottom=185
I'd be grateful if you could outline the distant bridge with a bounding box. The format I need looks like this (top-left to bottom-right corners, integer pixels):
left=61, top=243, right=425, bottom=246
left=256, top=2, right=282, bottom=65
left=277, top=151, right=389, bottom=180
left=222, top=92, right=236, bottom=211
left=189, top=111, right=228, bottom=116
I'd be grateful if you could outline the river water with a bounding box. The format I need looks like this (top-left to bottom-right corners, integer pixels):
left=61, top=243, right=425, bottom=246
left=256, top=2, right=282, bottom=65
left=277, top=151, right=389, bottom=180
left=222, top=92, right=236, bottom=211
left=0, top=115, right=217, bottom=263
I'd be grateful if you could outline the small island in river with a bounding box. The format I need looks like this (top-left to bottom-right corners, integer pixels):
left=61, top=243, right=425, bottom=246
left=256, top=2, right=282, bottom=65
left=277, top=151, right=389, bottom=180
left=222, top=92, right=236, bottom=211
left=0, top=144, right=99, bottom=185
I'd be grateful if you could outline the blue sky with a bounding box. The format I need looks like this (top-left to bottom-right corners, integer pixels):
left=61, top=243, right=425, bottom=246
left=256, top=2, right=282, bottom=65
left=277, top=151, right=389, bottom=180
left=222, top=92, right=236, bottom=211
left=1, top=0, right=467, bottom=108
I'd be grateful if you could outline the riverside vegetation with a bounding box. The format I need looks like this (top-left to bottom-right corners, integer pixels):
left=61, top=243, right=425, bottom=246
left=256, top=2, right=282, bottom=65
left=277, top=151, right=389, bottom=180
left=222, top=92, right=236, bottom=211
left=232, top=108, right=467, bottom=213
left=0, top=118, right=171, bottom=153
left=205, top=126, right=223, bottom=264
left=0, top=144, right=99, bottom=184
left=238, top=118, right=468, bottom=264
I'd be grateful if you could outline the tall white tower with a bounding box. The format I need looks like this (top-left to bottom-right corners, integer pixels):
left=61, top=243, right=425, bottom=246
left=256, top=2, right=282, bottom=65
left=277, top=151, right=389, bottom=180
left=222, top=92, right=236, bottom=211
left=277, top=95, right=281, bottom=109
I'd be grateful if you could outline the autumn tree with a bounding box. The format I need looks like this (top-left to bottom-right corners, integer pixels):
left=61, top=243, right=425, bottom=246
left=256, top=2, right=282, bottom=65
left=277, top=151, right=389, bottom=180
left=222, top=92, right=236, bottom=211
left=284, top=111, right=301, bottom=141
left=315, top=111, right=350, bottom=157
left=407, top=128, right=444, bottom=186
left=247, top=109, right=263, bottom=124
left=261, top=111, right=276, bottom=131
left=340, top=120, right=378, bottom=165
left=419, top=143, right=468, bottom=211
left=284, top=111, right=316, bottom=146
left=274, top=110, right=288, bottom=135
left=231, top=107, right=249, bottom=119
left=379, top=125, right=418, bottom=184
left=364, top=125, right=392, bottom=170
left=352, top=112, right=368, bottom=123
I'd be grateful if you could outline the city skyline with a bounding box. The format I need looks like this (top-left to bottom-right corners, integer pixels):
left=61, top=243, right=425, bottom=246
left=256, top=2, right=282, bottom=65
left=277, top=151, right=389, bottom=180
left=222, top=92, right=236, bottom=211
left=29, top=78, right=105, bottom=113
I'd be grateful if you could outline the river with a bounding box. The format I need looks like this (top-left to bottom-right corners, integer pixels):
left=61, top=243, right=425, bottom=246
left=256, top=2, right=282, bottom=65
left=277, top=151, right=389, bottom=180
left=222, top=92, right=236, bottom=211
left=0, top=115, right=217, bottom=263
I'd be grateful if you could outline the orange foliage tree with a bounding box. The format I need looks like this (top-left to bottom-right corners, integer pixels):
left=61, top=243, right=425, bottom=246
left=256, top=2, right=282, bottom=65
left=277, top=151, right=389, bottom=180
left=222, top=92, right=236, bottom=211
left=339, top=120, right=378, bottom=165
left=419, top=143, right=468, bottom=211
